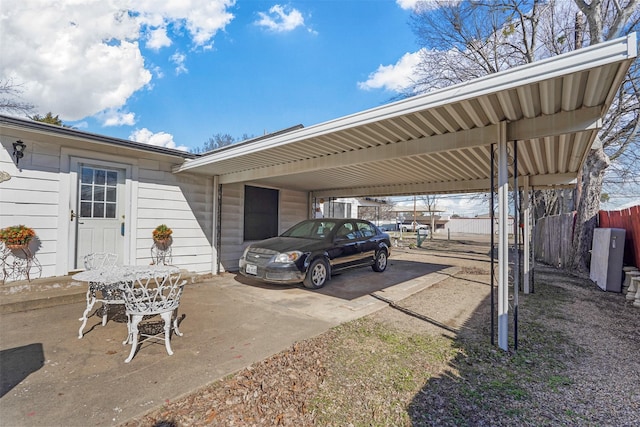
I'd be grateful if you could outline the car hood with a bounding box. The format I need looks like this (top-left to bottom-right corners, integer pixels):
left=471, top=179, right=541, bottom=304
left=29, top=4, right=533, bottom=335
left=250, top=236, right=328, bottom=253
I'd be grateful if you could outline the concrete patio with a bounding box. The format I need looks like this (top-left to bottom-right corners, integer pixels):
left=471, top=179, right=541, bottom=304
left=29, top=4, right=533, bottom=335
left=0, top=251, right=455, bottom=426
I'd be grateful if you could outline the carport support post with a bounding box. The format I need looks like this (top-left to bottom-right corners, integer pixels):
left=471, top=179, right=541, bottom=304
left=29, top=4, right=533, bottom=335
left=513, top=140, right=519, bottom=351
left=498, top=125, right=509, bottom=351
left=523, top=176, right=531, bottom=294
left=490, top=144, right=495, bottom=346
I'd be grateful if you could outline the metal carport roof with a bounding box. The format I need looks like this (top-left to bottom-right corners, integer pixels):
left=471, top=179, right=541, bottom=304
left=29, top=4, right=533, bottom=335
left=175, top=34, right=636, bottom=199
left=180, top=35, right=638, bottom=352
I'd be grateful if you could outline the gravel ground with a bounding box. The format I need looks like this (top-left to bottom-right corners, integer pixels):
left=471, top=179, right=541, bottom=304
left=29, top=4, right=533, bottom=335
left=122, top=237, right=640, bottom=426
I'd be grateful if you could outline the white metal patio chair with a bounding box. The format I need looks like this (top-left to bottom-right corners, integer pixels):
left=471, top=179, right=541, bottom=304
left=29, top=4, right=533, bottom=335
left=78, top=252, right=120, bottom=338
left=119, top=270, right=186, bottom=363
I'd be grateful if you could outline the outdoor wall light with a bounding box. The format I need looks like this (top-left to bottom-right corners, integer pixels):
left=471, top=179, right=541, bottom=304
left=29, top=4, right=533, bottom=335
left=13, top=140, right=26, bottom=166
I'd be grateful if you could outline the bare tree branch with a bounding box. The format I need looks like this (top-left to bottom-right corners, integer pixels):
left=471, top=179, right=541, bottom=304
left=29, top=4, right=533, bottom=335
left=0, top=79, right=35, bottom=116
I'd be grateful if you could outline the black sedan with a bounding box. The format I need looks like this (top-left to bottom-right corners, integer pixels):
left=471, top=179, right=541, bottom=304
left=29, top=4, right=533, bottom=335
left=239, top=218, right=391, bottom=289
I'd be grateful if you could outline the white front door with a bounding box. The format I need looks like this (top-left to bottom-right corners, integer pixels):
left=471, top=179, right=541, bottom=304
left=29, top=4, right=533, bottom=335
left=74, top=165, right=126, bottom=268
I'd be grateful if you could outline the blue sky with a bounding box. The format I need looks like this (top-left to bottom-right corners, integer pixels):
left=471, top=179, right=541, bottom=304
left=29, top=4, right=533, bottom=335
left=0, top=0, right=494, bottom=215
left=2, top=0, right=636, bottom=212
left=1, top=0, right=423, bottom=151
left=128, top=2, right=417, bottom=150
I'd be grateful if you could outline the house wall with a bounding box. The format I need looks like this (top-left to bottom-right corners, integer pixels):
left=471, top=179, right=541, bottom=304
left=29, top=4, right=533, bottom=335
left=445, top=217, right=514, bottom=235
left=0, top=131, right=214, bottom=280
left=219, top=182, right=308, bottom=272
left=1, top=140, right=62, bottom=276
left=321, top=197, right=358, bottom=218
left=134, top=159, right=214, bottom=272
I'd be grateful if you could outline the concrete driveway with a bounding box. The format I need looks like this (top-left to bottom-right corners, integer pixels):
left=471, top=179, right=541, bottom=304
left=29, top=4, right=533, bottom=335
left=0, top=251, right=455, bottom=426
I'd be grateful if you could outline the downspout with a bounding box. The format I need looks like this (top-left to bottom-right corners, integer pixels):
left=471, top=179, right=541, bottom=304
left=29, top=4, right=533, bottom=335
left=215, top=179, right=222, bottom=275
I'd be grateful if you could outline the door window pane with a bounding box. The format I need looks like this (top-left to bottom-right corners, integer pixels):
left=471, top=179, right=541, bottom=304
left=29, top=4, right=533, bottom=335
left=94, top=202, right=104, bottom=217
left=106, top=187, right=116, bottom=202
left=79, top=166, right=119, bottom=218
left=81, top=184, right=92, bottom=201
left=95, top=169, right=106, bottom=185
left=105, top=203, right=116, bottom=218
left=94, top=187, right=105, bottom=201
left=106, top=171, right=117, bottom=186
left=80, top=202, right=92, bottom=217
left=81, top=167, right=93, bottom=184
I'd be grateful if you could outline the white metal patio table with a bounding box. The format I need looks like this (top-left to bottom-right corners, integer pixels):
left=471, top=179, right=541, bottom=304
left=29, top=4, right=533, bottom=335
left=73, top=265, right=179, bottom=338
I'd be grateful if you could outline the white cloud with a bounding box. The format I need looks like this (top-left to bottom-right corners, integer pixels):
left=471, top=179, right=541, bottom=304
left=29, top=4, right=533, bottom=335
left=393, top=194, right=489, bottom=217
left=98, top=109, right=136, bottom=127
left=436, top=196, right=488, bottom=217
left=0, top=1, right=235, bottom=122
left=146, top=27, right=172, bottom=50
left=130, top=128, right=189, bottom=151
left=170, top=51, right=188, bottom=75
left=396, top=0, right=421, bottom=10
left=151, top=65, right=165, bottom=79
left=255, top=5, right=306, bottom=32
left=396, top=0, right=450, bottom=11
left=358, top=50, right=424, bottom=92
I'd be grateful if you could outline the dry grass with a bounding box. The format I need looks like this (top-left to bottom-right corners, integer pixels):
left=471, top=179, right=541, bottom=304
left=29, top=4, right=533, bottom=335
left=122, top=243, right=640, bottom=427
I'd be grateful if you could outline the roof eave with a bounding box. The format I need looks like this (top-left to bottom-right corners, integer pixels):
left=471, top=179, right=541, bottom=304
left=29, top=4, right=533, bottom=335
left=0, top=114, right=198, bottom=160
left=175, top=34, right=637, bottom=175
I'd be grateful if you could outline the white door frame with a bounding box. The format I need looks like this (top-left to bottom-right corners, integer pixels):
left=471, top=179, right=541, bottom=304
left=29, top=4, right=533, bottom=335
left=58, top=149, right=136, bottom=274
left=72, top=162, right=126, bottom=268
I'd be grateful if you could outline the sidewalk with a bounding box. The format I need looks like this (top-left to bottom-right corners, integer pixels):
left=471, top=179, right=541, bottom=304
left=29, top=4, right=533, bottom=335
left=0, top=252, right=452, bottom=426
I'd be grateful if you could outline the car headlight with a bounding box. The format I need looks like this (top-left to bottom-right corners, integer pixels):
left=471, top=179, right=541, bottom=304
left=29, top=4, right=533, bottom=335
left=273, top=251, right=303, bottom=263
left=241, top=246, right=251, bottom=259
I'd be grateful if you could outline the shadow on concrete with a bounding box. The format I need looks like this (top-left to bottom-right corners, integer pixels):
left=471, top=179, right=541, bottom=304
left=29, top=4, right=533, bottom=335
left=79, top=304, right=128, bottom=338
left=0, top=343, right=44, bottom=398
left=234, top=259, right=452, bottom=301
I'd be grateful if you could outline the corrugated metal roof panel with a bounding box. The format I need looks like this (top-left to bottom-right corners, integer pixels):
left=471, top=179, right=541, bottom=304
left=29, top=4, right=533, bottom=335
left=175, top=34, right=636, bottom=198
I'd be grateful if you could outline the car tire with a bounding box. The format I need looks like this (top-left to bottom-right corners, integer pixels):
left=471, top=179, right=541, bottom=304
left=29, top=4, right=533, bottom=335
left=372, top=249, right=388, bottom=272
left=303, top=258, right=329, bottom=289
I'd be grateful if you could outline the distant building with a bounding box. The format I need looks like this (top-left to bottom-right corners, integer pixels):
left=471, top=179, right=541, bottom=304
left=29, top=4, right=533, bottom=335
left=445, top=215, right=514, bottom=235
left=389, top=205, right=448, bottom=232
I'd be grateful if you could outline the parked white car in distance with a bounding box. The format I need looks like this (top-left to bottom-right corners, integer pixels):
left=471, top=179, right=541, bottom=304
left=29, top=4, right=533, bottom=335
left=400, top=222, right=429, bottom=232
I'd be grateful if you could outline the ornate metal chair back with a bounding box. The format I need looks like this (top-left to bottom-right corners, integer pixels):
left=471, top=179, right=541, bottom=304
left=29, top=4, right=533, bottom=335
left=83, top=252, right=118, bottom=270
left=120, top=271, right=185, bottom=316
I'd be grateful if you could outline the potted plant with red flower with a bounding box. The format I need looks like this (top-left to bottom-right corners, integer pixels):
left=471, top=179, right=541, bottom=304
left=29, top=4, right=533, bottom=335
left=152, top=224, right=173, bottom=249
left=0, top=225, right=36, bottom=250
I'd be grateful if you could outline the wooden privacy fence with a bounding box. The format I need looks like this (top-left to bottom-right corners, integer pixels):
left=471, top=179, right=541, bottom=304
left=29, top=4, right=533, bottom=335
left=598, top=206, right=640, bottom=268
left=534, top=213, right=575, bottom=268
left=534, top=206, right=640, bottom=269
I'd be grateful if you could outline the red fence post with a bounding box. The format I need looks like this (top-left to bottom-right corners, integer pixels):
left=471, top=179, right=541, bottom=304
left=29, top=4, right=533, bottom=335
left=631, top=206, right=640, bottom=267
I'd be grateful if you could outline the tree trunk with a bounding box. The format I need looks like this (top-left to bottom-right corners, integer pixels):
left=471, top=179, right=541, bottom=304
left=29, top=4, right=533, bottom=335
left=430, top=208, right=435, bottom=240
left=570, top=146, right=610, bottom=274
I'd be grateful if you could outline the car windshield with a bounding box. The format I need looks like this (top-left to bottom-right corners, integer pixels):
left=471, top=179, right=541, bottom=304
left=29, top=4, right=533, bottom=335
left=281, top=220, right=337, bottom=239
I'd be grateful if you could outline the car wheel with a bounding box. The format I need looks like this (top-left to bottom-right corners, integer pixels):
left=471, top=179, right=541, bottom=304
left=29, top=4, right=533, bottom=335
left=303, top=258, right=329, bottom=289
left=372, top=249, right=388, bottom=272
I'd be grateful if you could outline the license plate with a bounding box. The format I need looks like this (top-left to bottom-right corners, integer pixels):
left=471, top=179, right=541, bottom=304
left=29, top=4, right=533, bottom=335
left=246, top=264, right=257, bottom=275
